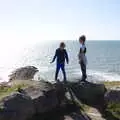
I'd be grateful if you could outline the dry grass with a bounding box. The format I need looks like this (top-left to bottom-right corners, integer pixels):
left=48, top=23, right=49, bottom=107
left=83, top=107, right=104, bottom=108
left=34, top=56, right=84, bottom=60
left=0, top=80, right=38, bottom=100
left=104, top=81, right=120, bottom=89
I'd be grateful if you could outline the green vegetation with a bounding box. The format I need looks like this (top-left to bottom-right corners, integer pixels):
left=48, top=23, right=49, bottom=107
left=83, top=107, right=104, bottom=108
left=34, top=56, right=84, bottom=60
left=0, top=80, right=40, bottom=100
left=100, top=81, right=120, bottom=119
left=106, top=102, right=120, bottom=119
left=0, top=80, right=120, bottom=120
left=0, top=82, right=28, bottom=111
left=0, top=82, right=28, bottom=100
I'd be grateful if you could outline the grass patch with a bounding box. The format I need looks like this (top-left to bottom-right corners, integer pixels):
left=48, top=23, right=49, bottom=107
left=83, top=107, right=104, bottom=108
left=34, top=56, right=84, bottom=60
left=104, top=81, right=120, bottom=89
left=105, top=102, right=120, bottom=119
left=104, top=81, right=120, bottom=86
left=0, top=80, right=41, bottom=100
left=0, top=82, right=28, bottom=100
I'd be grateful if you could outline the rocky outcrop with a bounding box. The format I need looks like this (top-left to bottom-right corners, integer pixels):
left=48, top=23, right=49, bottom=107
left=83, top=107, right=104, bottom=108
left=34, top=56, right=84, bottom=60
left=23, top=81, right=59, bottom=113
left=0, top=81, right=62, bottom=120
left=9, top=66, right=38, bottom=81
left=69, top=82, right=106, bottom=105
left=0, top=80, right=107, bottom=120
left=0, top=93, right=35, bottom=120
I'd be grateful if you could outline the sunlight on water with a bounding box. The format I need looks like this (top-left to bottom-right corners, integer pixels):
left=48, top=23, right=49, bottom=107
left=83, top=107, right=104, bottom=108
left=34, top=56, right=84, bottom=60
left=0, top=40, right=120, bottom=82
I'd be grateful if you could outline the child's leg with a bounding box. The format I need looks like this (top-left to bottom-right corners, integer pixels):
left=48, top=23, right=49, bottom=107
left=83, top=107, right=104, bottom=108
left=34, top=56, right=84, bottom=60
left=61, top=63, right=67, bottom=82
left=80, top=61, right=87, bottom=81
left=55, top=63, right=61, bottom=81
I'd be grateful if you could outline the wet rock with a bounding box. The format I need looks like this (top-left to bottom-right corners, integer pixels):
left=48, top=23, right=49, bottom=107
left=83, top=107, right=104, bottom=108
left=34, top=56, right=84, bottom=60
left=9, top=66, right=38, bottom=81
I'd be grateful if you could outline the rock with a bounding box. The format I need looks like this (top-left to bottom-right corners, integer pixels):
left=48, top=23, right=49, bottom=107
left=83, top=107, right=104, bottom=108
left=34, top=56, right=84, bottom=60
left=105, top=90, right=120, bottom=103
left=0, top=93, right=35, bottom=120
left=0, top=80, right=62, bottom=120
left=0, top=80, right=66, bottom=120
left=9, top=66, right=38, bottom=81
left=22, top=80, right=59, bottom=113
left=0, top=80, right=107, bottom=120
left=64, top=113, right=91, bottom=120
left=30, top=100, right=91, bottom=120
left=54, top=82, right=66, bottom=104
left=69, top=82, right=106, bottom=105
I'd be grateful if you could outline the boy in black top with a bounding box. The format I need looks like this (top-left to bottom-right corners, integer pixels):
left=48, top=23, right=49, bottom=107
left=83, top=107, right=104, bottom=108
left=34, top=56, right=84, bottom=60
left=51, top=42, right=69, bottom=82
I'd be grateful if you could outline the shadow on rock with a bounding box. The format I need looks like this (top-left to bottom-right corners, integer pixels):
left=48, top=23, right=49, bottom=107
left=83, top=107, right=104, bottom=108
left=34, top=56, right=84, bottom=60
left=29, top=102, right=91, bottom=120
left=68, top=81, right=120, bottom=120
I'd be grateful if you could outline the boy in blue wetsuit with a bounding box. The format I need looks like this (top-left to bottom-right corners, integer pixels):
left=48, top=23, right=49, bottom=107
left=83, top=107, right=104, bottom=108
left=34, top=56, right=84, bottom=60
left=51, top=42, right=69, bottom=82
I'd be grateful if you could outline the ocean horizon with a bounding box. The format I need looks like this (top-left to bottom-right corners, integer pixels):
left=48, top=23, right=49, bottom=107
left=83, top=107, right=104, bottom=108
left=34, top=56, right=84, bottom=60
left=0, top=40, right=120, bottom=83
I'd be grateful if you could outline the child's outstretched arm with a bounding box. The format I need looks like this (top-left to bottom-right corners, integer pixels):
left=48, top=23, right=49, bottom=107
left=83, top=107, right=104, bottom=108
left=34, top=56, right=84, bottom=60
left=50, top=50, right=57, bottom=63
left=65, top=50, right=69, bottom=64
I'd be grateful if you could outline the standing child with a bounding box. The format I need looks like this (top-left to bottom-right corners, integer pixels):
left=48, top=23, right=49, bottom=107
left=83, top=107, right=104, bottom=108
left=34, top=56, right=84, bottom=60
left=51, top=42, right=69, bottom=82
left=78, top=35, right=87, bottom=82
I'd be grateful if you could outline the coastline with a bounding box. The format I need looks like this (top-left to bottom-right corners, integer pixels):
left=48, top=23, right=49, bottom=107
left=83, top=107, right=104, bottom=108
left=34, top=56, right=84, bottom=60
left=0, top=79, right=120, bottom=120
left=0, top=66, right=120, bottom=120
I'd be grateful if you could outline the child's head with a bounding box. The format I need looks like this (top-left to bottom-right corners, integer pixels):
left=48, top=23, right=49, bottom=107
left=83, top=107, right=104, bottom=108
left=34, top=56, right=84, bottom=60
left=79, top=35, right=86, bottom=44
left=60, top=42, right=66, bottom=49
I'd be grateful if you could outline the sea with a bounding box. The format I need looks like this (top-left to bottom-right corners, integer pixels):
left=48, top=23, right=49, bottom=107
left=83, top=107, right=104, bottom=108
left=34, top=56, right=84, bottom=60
left=0, top=40, right=120, bottom=83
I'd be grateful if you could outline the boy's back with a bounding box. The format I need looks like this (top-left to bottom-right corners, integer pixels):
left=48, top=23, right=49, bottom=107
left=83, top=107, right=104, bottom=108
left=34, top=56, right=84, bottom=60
left=51, top=42, right=69, bottom=81
left=55, top=48, right=68, bottom=64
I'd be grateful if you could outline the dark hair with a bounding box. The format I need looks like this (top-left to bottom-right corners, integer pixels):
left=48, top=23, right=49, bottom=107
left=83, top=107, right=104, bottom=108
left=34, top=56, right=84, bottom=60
left=79, top=35, right=86, bottom=43
left=60, top=42, right=65, bottom=47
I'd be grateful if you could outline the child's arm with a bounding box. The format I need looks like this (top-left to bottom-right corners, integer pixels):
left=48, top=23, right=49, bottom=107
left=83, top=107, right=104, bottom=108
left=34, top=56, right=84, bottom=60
left=65, top=50, right=69, bottom=64
left=78, top=48, right=82, bottom=58
left=50, top=50, right=57, bottom=63
left=84, top=47, right=87, bottom=53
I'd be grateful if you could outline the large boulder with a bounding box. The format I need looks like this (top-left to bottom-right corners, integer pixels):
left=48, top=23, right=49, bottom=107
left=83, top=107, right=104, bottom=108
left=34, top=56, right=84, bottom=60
left=0, top=93, right=35, bottom=120
left=22, top=81, right=59, bottom=113
left=0, top=81, right=62, bottom=120
left=9, top=66, right=38, bottom=81
left=68, top=82, right=106, bottom=105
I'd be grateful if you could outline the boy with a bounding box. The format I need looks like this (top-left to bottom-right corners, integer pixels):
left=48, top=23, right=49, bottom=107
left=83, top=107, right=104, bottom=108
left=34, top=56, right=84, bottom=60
left=51, top=42, right=69, bottom=82
left=78, top=35, right=87, bottom=82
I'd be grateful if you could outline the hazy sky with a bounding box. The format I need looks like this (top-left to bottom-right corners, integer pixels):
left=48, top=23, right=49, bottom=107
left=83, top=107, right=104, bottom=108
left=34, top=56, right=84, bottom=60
left=0, top=0, right=120, bottom=44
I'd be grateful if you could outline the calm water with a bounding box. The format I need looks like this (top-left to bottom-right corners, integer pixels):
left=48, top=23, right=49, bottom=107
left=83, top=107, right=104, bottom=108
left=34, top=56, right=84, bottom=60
left=0, top=40, right=120, bottom=82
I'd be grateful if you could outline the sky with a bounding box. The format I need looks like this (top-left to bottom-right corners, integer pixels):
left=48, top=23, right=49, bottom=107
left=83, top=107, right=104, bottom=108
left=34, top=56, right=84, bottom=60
left=0, top=0, right=120, bottom=45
